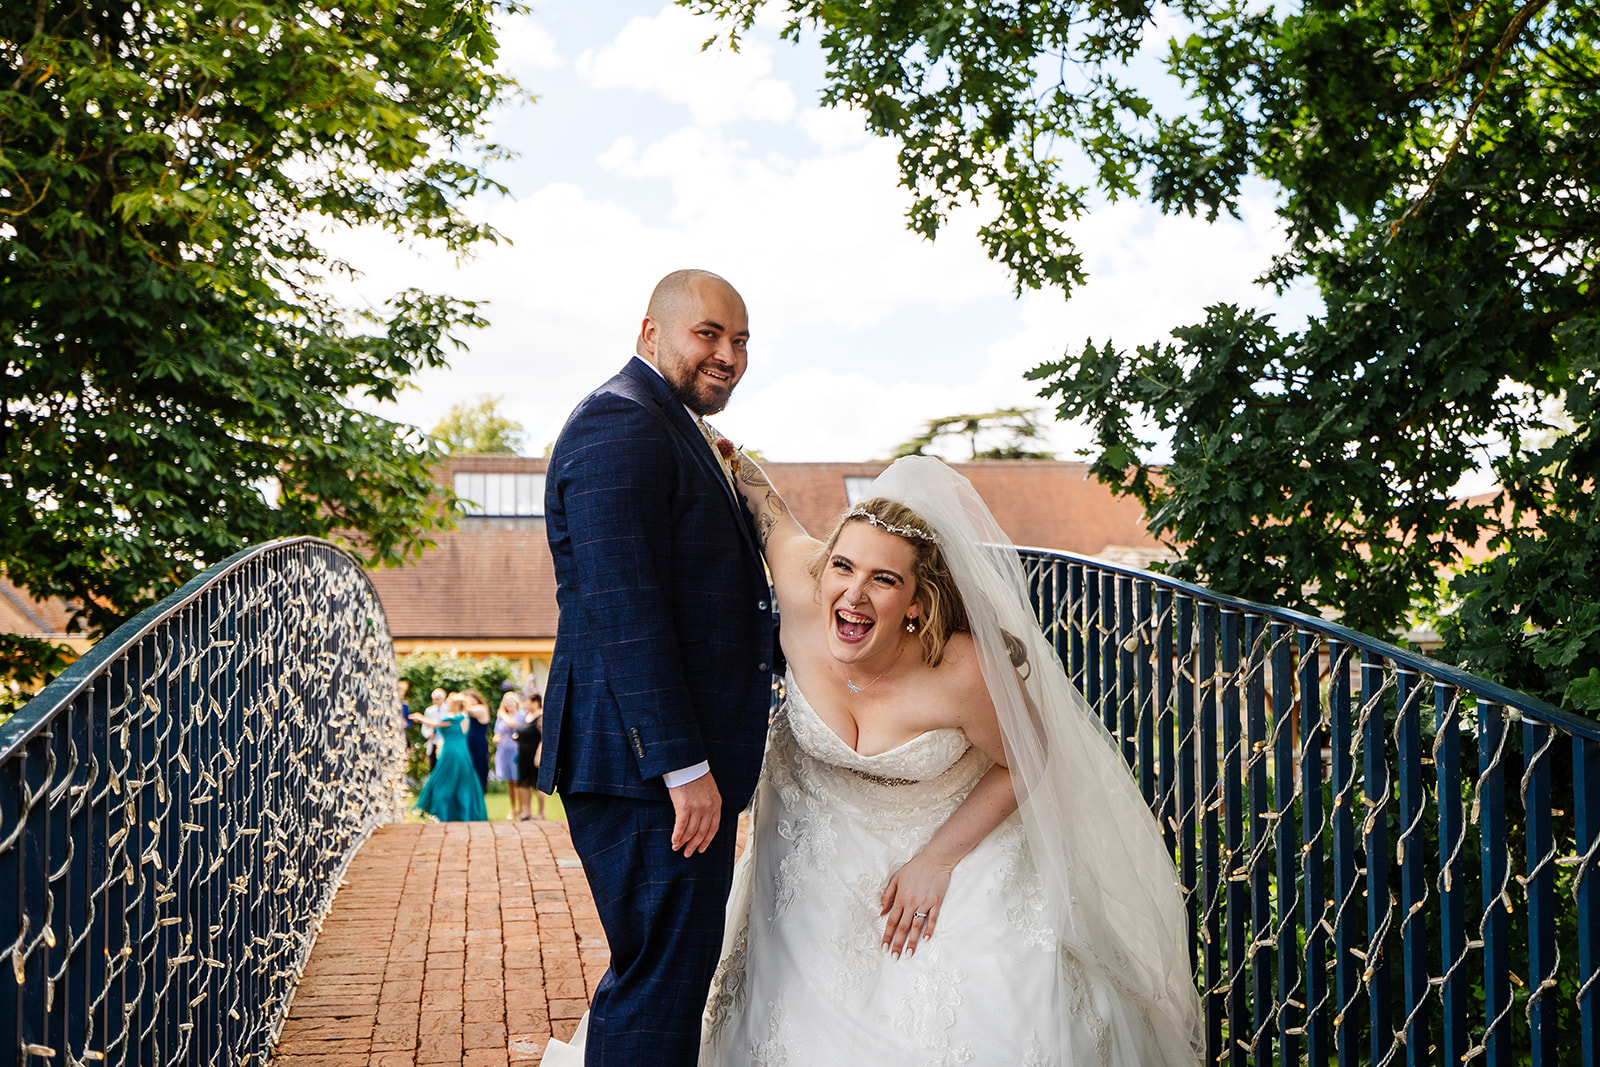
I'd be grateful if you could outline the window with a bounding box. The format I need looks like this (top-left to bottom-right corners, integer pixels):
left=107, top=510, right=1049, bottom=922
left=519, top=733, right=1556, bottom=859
left=454, top=472, right=546, bottom=517
left=843, top=476, right=876, bottom=506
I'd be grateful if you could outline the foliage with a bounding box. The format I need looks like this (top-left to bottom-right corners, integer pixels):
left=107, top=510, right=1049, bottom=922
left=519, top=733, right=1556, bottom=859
left=689, top=0, right=1600, bottom=707
left=1436, top=357, right=1600, bottom=711
left=892, top=408, right=1055, bottom=461
left=0, top=631, right=76, bottom=719
left=0, top=0, right=519, bottom=686
left=432, top=394, right=528, bottom=454
left=396, top=650, right=519, bottom=706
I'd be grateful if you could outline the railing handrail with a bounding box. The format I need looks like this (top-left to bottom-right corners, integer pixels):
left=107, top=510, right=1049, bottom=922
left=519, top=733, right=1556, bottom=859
left=1015, top=544, right=1590, bottom=739
left=0, top=536, right=369, bottom=761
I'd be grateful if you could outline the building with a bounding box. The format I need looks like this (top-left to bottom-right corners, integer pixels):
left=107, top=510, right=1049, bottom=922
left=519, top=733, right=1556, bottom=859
left=365, top=454, right=559, bottom=688
left=363, top=455, right=1173, bottom=688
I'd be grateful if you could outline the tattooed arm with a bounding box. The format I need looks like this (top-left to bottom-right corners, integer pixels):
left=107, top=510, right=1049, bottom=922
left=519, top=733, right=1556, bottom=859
left=731, top=451, right=822, bottom=595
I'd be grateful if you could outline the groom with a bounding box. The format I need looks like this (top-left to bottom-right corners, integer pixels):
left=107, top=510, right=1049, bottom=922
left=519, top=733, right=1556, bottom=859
left=540, top=269, right=778, bottom=1065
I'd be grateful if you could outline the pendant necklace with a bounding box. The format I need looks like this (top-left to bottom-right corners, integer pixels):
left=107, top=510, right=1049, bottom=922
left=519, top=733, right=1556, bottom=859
left=846, top=641, right=905, bottom=694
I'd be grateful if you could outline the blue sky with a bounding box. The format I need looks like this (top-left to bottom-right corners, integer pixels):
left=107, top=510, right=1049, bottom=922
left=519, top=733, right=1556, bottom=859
left=336, top=1, right=1319, bottom=462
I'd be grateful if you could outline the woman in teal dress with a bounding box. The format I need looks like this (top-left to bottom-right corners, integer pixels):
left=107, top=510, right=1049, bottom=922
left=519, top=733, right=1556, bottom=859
left=411, top=693, right=489, bottom=822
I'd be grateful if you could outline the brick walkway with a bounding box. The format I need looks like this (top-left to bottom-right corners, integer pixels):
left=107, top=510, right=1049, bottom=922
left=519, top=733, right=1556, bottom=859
left=271, top=821, right=606, bottom=1066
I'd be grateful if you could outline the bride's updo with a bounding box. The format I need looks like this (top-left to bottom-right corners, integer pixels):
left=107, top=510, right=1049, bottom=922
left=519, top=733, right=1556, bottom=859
left=809, top=498, right=970, bottom=666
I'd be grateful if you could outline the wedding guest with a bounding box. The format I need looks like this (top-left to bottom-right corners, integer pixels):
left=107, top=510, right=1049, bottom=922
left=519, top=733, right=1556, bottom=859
left=494, top=692, right=527, bottom=815
left=515, top=693, right=545, bottom=821
left=461, top=688, right=493, bottom=791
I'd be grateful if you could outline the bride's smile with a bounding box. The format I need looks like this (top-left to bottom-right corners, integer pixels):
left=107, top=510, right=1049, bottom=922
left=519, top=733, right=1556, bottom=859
left=819, top=522, right=920, bottom=667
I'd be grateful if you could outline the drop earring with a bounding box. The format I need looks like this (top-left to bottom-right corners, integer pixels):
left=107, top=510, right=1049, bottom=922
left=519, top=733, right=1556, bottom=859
left=905, top=619, right=916, bottom=633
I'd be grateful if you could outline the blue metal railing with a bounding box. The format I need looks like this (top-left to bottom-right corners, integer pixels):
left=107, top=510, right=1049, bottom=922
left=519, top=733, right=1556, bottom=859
left=0, top=538, right=406, bottom=1066
left=1019, top=547, right=1600, bottom=1067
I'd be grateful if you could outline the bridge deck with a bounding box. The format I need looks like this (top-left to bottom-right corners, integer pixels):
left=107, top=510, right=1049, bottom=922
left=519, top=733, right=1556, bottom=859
left=271, top=821, right=605, bottom=1066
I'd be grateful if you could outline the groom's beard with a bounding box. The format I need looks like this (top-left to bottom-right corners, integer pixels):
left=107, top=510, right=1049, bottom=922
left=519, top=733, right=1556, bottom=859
left=663, top=364, right=735, bottom=417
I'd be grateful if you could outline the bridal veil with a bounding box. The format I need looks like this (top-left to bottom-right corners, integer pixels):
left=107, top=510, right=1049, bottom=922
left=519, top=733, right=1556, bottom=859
left=868, top=457, right=1203, bottom=1067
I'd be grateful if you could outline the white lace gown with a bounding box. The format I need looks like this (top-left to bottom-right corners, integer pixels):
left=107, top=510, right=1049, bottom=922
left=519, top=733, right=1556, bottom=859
left=701, top=674, right=1133, bottom=1067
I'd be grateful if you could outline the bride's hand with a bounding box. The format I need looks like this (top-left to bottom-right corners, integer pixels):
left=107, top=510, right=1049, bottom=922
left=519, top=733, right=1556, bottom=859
left=880, top=853, right=953, bottom=959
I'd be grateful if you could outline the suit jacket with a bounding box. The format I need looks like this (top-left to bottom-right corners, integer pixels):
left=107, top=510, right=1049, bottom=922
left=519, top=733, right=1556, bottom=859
left=539, top=358, right=778, bottom=810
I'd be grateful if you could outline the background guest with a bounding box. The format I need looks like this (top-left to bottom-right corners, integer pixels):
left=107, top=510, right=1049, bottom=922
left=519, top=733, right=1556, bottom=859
left=515, top=693, right=545, bottom=820
left=494, top=692, right=527, bottom=817
left=461, top=688, right=493, bottom=791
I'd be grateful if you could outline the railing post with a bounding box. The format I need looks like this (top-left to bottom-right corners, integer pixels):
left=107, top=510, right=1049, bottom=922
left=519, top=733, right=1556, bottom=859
left=1048, top=561, right=1071, bottom=668
left=1084, top=568, right=1102, bottom=716
left=1270, top=621, right=1300, bottom=1067
left=1576, top=734, right=1600, bottom=1067
left=1244, top=615, right=1271, bottom=1061
left=1394, top=669, right=1429, bottom=1067
left=1177, top=596, right=1199, bottom=976
left=1067, top=563, right=1085, bottom=692
left=1361, top=651, right=1392, bottom=1065
left=1436, top=685, right=1468, bottom=1067
left=1328, top=641, right=1359, bottom=1066
left=1136, top=580, right=1157, bottom=809
left=1198, top=601, right=1222, bottom=1061
left=1523, top=720, right=1555, bottom=1067
left=1300, top=631, right=1329, bottom=1067
left=1157, top=589, right=1178, bottom=857
left=1221, top=610, right=1246, bottom=1065
left=1101, top=572, right=1119, bottom=745
left=1478, top=699, right=1510, bottom=1064
left=44, top=701, right=73, bottom=1064
left=1118, top=575, right=1139, bottom=773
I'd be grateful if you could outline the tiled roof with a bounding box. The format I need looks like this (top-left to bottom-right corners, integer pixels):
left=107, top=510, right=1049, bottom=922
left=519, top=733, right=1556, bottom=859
left=764, top=460, right=1164, bottom=557
left=366, top=523, right=559, bottom=640
left=0, top=572, right=80, bottom=638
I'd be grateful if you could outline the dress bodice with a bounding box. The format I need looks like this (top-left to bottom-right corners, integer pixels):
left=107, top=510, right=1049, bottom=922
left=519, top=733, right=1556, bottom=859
left=771, top=672, right=994, bottom=832
left=783, top=673, right=974, bottom=784
left=437, top=713, right=467, bottom=748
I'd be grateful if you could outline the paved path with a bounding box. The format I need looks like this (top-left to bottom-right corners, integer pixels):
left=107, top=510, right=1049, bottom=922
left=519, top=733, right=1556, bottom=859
left=271, top=821, right=606, bottom=1066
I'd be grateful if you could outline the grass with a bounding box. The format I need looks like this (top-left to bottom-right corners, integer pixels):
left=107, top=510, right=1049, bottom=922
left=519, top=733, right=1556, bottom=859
left=403, top=780, right=566, bottom=824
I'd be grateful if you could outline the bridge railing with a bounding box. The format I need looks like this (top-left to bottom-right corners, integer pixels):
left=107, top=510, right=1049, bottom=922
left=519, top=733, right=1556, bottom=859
left=1020, top=547, right=1600, bottom=1067
left=0, top=538, right=406, bottom=1067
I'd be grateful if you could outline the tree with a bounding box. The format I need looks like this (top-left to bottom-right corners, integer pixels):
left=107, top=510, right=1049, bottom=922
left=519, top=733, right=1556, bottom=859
left=433, top=395, right=527, bottom=454
left=892, top=408, right=1055, bottom=461
left=1, top=0, right=520, bottom=687
left=689, top=0, right=1600, bottom=709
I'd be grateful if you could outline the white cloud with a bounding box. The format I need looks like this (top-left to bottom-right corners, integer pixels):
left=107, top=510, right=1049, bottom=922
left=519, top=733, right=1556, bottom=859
left=494, top=13, right=564, bottom=74
left=593, top=120, right=1008, bottom=333
left=575, top=5, right=796, bottom=126
left=797, top=105, right=874, bottom=152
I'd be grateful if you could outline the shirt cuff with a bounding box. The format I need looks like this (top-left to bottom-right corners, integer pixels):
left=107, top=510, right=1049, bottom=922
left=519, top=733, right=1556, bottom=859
left=662, top=761, right=711, bottom=788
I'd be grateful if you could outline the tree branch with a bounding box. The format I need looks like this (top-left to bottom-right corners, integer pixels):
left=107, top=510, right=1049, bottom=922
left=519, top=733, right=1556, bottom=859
left=1391, top=0, right=1554, bottom=237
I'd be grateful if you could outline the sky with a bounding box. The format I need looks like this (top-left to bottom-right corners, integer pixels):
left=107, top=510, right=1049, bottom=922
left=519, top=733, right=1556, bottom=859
left=331, top=1, right=1320, bottom=463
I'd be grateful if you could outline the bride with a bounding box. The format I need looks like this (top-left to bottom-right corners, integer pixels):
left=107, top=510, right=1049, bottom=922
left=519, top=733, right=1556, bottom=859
left=699, top=455, right=1202, bottom=1066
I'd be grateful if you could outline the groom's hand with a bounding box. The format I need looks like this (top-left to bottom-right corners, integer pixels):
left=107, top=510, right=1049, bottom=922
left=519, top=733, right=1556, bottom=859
left=667, top=773, right=722, bottom=857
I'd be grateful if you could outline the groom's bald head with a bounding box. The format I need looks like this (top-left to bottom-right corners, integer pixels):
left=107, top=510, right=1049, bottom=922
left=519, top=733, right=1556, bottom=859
left=640, top=269, right=739, bottom=337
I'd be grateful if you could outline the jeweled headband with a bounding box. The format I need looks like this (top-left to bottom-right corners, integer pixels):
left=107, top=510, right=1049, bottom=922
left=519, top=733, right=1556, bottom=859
left=844, top=506, right=941, bottom=544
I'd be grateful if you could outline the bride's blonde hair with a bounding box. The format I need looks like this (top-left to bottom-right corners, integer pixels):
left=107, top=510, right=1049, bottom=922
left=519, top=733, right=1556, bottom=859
left=808, top=498, right=969, bottom=667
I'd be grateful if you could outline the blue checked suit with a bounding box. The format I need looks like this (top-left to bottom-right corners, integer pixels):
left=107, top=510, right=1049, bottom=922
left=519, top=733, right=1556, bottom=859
left=541, top=357, right=777, bottom=1065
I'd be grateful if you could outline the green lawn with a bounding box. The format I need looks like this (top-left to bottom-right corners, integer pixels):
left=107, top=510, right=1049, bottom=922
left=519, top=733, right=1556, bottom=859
left=403, top=783, right=566, bottom=823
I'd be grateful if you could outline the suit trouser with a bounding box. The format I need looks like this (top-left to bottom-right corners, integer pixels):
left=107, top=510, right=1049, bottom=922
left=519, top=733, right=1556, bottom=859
left=563, top=791, right=738, bottom=1067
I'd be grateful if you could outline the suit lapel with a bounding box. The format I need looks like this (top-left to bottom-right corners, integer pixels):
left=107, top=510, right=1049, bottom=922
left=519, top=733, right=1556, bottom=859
left=622, top=359, right=763, bottom=563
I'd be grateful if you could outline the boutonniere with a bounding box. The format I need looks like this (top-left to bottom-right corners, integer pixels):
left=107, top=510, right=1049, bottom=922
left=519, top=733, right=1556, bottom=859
left=715, top=437, right=736, bottom=462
